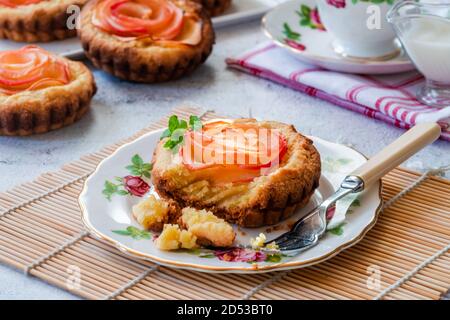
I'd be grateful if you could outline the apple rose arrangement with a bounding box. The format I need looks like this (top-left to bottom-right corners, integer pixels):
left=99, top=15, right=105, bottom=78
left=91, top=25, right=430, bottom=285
left=0, top=45, right=70, bottom=95
left=91, top=0, right=202, bottom=45
left=0, top=0, right=44, bottom=7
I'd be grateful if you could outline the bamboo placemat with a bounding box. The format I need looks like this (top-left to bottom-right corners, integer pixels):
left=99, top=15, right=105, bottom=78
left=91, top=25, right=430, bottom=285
left=0, top=106, right=449, bottom=300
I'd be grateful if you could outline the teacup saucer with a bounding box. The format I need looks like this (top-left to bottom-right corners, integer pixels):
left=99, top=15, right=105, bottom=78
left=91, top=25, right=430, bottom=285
left=262, top=0, right=415, bottom=75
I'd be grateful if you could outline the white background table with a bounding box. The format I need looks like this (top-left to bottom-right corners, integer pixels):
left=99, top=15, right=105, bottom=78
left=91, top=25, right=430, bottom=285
left=0, top=21, right=449, bottom=299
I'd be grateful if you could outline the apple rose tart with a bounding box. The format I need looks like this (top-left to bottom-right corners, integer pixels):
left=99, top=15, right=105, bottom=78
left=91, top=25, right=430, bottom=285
left=192, top=0, right=231, bottom=17
left=0, top=45, right=96, bottom=136
left=78, top=0, right=215, bottom=82
left=0, top=0, right=88, bottom=42
left=152, top=118, right=321, bottom=228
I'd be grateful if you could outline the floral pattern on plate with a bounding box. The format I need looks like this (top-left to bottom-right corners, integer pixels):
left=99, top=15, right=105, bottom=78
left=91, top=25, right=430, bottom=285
left=326, top=0, right=395, bottom=9
left=112, top=226, right=153, bottom=240
left=102, top=154, right=152, bottom=200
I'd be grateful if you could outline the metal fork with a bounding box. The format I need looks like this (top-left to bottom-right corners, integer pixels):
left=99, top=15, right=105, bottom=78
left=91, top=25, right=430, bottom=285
left=265, top=122, right=441, bottom=254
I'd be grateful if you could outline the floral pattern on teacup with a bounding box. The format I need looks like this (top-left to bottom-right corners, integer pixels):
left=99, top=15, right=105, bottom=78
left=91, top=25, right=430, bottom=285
left=327, top=0, right=346, bottom=9
left=282, top=4, right=326, bottom=51
left=297, top=4, right=325, bottom=30
left=326, top=0, right=395, bottom=8
left=282, top=23, right=307, bottom=51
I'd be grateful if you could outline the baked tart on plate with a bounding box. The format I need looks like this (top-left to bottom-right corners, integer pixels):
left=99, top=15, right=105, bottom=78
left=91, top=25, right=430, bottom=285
left=0, top=0, right=88, bottom=42
left=0, top=45, right=96, bottom=136
left=192, top=0, right=231, bottom=17
left=78, top=0, right=215, bottom=83
left=152, top=118, right=321, bottom=228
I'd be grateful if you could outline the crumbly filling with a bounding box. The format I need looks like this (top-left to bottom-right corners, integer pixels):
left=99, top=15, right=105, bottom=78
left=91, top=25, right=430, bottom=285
left=156, top=224, right=198, bottom=250
left=250, top=233, right=266, bottom=249
left=132, top=198, right=236, bottom=250
left=132, top=195, right=169, bottom=231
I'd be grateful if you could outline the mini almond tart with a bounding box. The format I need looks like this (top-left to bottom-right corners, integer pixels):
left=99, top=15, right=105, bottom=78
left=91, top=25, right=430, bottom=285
left=78, top=0, right=215, bottom=83
left=0, top=46, right=96, bottom=136
left=152, top=118, right=322, bottom=228
left=0, top=0, right=89, bottom=42
left=192, top=0, right=231, bottom=17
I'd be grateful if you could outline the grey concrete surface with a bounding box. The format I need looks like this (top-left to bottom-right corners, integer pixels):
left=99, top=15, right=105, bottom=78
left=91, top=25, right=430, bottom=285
left=0, top=21, right=449, bottom=299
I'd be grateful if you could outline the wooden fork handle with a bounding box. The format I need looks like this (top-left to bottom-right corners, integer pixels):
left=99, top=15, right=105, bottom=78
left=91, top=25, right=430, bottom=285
left=351, top=122, right=441, bottom=189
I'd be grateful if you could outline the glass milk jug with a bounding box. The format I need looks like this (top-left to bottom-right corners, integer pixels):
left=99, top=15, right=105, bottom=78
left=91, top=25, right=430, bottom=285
left=387, top=1, right=450, bottom=108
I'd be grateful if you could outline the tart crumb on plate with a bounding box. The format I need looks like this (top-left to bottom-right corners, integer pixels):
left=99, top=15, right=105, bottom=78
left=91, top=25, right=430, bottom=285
left=156, top=224, right=198, bottom=250
left=133, top=195, right=236, bottom=251
left=132, top=195, right=182, bottom=232
left=180, top=207, right=235, bottom=247
left=132, top=195, right=170, bottom=232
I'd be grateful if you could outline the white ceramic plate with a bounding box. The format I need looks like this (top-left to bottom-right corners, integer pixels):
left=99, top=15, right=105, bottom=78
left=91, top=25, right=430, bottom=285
left=0, top=0, right=276, bottom=59
left=262, top=0, right=416, bottom=74
left=79, top=126, right=382, bottom=273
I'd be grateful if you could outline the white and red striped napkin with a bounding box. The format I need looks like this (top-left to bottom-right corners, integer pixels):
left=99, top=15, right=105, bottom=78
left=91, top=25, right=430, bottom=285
left=226, top=42, right=450, bottom=141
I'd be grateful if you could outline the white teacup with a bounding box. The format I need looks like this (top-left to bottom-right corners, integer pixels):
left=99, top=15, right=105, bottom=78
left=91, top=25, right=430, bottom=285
left=316, top=0, right=400, bottom=60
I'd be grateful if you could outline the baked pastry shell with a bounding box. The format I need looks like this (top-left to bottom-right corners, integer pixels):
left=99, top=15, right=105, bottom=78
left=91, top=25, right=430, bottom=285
left=78, top=0, right=215, bottom=83
left=0, top=0, right=88, bottom=42
left=0, top=59, right=96, bottom=136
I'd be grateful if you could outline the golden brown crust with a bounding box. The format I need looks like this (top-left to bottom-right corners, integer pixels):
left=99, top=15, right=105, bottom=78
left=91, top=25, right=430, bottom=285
left=152, top=119, right=322, bottom=228
left=0, top=59, right=96, bottom=136
left=192, top=0, right=231, bottom=16
left=0, top=0, right=88, bottom=42
left=78, top=0, right=215, bottom=83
